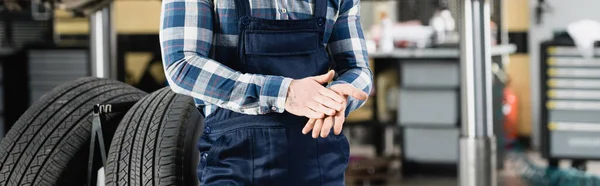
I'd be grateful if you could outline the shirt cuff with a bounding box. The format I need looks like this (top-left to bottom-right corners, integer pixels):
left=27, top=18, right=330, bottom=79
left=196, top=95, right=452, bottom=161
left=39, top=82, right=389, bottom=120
left=260, top=75, right=293, bottom=114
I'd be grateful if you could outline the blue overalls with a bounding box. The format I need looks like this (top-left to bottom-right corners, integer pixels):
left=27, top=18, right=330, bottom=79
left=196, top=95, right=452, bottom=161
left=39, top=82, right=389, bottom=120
left=197, top=0, right=350, bottom=185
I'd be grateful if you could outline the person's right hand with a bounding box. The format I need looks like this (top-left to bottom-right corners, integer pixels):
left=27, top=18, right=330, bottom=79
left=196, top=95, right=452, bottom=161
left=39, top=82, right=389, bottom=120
left=285, top=70, right=346, bottom=119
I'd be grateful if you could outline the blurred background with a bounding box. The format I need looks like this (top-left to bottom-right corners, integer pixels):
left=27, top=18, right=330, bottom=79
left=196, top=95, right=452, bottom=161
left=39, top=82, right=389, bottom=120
left=1, top=0, right=600, bottom=185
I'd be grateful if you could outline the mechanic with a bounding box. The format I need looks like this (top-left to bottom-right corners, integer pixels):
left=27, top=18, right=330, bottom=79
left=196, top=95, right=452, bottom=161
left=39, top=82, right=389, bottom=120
left=159, top=0, right=373, bottom=185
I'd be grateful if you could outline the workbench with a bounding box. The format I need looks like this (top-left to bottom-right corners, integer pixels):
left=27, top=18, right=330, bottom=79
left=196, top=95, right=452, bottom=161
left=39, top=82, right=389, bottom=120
left=363, top=44, right=516, bottom=176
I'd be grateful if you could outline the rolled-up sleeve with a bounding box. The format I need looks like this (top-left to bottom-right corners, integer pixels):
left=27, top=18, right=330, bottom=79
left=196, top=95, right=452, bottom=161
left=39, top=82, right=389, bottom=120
left=327, top=0, right=373, bottom=116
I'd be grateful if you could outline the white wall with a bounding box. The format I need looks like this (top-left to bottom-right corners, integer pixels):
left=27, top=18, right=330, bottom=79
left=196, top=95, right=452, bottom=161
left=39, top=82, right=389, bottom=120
left=528, top=0, right=600, bottom=149
left=359, top=1, right=398, bottom=34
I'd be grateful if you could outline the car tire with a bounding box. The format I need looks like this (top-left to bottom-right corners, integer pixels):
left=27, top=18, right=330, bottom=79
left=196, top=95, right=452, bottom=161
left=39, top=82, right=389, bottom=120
left=0, top=77, right=147, bottom=186
left=104, top=87, right=203, bottom=186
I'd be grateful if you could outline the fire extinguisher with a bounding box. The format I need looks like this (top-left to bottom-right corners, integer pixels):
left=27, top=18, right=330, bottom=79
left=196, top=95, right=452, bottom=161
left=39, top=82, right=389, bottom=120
left=503, top=87, right=518, bottom=147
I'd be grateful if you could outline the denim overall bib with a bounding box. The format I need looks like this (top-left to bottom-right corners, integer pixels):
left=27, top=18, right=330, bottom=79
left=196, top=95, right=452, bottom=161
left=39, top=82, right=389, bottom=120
left=197, top=0, right=350, bottom=185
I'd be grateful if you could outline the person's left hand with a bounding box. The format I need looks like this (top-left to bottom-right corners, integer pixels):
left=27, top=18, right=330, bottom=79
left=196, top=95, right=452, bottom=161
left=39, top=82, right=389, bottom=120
left=301, top=84, right=368, bottom=138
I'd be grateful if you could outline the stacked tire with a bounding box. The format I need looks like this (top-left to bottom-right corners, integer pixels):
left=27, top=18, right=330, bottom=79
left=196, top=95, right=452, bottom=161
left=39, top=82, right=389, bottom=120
left=0, top=78, right=203, bottom=186
left=104, top=87, right=202, bottom=186
left=0, top=77, right=147, bottom=186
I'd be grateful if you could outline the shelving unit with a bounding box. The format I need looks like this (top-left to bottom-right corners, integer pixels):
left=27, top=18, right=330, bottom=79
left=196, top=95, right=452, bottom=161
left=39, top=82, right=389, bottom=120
left=367, top=44, right=515, bottom=176
left=27, top=48, right=89, bottom=104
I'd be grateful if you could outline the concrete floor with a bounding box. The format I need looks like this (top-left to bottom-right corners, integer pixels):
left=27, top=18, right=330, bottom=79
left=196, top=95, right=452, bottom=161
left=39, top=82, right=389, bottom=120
left=349, top=152, right=600, bottom=186
left=388, top=170, right=527, bottom=186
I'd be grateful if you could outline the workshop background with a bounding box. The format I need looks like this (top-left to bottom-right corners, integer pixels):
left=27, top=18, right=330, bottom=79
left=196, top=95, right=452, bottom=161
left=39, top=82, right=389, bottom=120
left=1, top=0, right=600, bottom=185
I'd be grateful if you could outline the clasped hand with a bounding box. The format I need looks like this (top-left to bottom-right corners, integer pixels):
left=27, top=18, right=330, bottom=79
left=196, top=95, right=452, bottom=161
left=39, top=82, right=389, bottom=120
left=285, top=70, right=368, bottom=138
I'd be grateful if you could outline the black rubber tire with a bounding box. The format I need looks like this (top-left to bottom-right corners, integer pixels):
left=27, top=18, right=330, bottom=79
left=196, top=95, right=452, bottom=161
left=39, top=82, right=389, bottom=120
left=105, top=87, right=203, bottom=186
left=0, top=77, right=147, bottom=186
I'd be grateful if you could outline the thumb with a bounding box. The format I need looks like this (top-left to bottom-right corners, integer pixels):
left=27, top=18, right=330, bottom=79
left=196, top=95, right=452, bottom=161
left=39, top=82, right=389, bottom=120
left=310, top=70, right=335, bottom=84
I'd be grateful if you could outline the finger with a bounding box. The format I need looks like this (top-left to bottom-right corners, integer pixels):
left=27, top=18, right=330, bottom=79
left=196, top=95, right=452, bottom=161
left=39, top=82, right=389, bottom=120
left=333, top=105, right=346, bottom=135
left=309, top=70, right=335, bottom=84
left=306, top=101, right=336, bottom=116
left=304, top=107, right=325, bottom=119
left=332, top=84, right=368, bottom=100
left=312, top=119, right=324, bottom=138
left=314, top=95, right=343, bottom=111
left=318, top=87, right=345, bottom=103
left=320, top=116, right=334, bottom=138
left=303, top=119, right=316, bottom=134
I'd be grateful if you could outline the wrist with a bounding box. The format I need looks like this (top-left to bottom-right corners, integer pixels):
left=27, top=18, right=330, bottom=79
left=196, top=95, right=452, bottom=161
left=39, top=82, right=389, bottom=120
left=284, top=79, right=297, bottom=110
left=260, top=76, right=292, bottom=114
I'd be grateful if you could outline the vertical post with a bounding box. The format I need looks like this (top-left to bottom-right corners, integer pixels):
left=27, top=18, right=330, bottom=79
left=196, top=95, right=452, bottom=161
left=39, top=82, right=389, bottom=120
left=90, top=3, right=117, bottom=79
left=0, top=116, right=3, bottom=140
left=458, top=0, right=497, bottom=185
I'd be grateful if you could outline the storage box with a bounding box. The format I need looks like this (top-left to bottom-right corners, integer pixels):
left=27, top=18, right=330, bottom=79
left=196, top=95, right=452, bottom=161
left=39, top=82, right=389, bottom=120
left=401, top=61, right=459, bottom=88
left=549, top=109, right=600, bottom=123
left=551, top=130, right=600, bottom=159
left=404, top=127, right=459, bottom=163
left=398, top=89, right=459, bottom=126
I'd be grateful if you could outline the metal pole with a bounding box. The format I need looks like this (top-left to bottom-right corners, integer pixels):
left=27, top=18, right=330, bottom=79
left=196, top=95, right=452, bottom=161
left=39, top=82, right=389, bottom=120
left=90, top=3, right=116, bottom=79
left=458, top=0, right=497, bottom=185
left=0, top=118, right=4, bottom=140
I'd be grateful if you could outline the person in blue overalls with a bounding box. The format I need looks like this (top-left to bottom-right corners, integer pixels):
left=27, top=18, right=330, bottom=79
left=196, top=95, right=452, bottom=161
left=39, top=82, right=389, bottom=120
left=160, top=0, right=373, bottom=185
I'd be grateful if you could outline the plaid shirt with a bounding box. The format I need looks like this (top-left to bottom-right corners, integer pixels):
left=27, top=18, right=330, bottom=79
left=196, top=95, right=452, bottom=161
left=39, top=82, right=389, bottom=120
left=159, top=0, right=373, bottom=117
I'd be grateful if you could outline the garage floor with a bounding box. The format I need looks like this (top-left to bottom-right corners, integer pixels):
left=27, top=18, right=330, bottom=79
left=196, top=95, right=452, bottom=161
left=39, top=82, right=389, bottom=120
left=355, top=152, right=600, bottom=186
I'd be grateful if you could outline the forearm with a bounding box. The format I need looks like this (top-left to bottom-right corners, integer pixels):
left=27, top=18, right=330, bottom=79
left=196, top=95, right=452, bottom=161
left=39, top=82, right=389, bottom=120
left=327, top=0, right=373, bottom=116
left=328, top=67, right=372, bottom=116
left=159, top=0, right=291, bottom=115
left=163, top=56, right=291, bottom=115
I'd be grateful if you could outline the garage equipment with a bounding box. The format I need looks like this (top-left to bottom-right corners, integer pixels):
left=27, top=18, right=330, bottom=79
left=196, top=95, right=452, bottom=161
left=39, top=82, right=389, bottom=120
left=87, top=102, right=136, bottom=186
left=88, top=4, right=115, bottom=79
left=51, top=0, right=117, bottom=79
left=28, top=48, right=90, bottom=104
left=458, top=0, right=497, bottom=185
left=368, top=45, right=513, bottom=177
left=362, top=0, right=506, bottom=181
left=540, top=35, right=600, bottom=169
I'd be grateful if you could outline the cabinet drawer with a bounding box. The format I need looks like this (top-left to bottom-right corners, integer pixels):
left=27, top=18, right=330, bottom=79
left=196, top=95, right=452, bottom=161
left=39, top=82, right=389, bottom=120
left=401, top=61, right=459, bottom=88
left=398, top=89, right=458, bottom=126
left=547, top=89, right=600, bottom=100
left=550, top=110, right=600, bottom=123
left=547, top=79, right=600, bottom=89
left=404, top=127, right=459, bottom=163
left=547, top=46, right=600, bottom=56
left=547, top=57, right=600, bottom=67
left=547, top=68, right=600, bottom=79
left=546, top=100, right=600, bottom=111
left=550, top=123, right=600, bottom=159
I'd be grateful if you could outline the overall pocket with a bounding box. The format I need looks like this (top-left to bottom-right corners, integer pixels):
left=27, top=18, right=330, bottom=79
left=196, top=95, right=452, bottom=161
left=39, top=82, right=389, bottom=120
left=243, top=30, right=330, bottom=79
left=200, top=126, right=290, bottom=185
left=200, top=128, right=254, bottom=185
left=317, top=133, right=350, bottom=185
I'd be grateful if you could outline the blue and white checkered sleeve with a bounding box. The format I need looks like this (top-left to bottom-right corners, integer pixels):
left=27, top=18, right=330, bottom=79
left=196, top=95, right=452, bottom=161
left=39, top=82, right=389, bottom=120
left=327, top=0, right=373, bottom=116
left=159, top=0, right=292, bottom=115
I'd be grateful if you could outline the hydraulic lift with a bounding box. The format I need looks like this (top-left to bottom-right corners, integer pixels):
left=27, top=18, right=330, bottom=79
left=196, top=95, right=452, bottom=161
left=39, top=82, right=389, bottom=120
left=458, top=0, right=497, bottom=185
left=59, top=0, right=499, bottom=185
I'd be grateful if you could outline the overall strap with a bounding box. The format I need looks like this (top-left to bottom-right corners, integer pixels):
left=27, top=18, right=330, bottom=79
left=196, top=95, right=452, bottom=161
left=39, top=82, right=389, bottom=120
left=314, top=0, right=328, bottom=18
left=236, top=0, right=251, bottom=18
